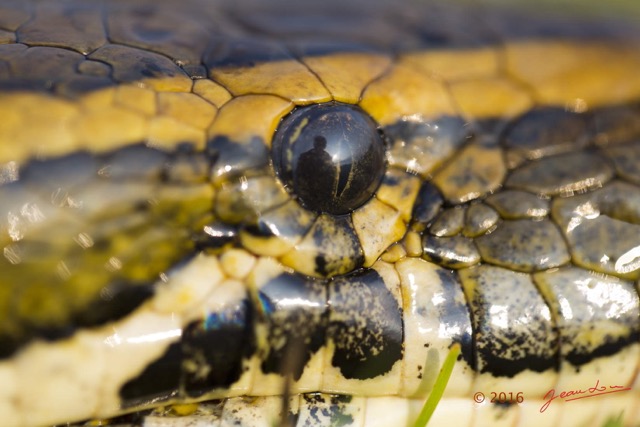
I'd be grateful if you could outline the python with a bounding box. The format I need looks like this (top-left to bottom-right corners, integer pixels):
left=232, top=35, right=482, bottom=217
left=0, top=0, right=639, bottom=426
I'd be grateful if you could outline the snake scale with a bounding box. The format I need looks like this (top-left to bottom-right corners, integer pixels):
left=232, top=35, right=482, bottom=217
left=0, top=0, right=639, bottom=426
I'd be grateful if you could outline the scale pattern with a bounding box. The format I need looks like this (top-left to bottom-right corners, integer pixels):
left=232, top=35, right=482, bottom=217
left=0, top=1, right=639, bottom=426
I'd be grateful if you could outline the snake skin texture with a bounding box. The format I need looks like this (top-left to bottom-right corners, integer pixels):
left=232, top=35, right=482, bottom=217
left=0, top=1, right=639, bottom=426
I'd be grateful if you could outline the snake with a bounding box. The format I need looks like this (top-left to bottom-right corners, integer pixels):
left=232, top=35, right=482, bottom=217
left=0, top=0, right=639, bottom=426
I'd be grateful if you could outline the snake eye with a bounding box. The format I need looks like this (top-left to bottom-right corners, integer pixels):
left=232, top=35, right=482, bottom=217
left=272, top=103, right=386, bottom=215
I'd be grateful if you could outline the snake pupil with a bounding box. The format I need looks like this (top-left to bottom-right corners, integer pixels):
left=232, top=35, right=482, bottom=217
left=272, top=103, right=386, bottom=215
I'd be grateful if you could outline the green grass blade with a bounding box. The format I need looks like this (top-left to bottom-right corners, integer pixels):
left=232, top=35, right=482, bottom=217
left=601, top=412, right=625, bottom=427
left=413, top=343, right=461, bottom=427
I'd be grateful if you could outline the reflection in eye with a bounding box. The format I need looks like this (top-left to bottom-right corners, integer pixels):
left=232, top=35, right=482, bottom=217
left=296, top=135, right=336, bottom=205
left=272, top=103, right=386, bottom=215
